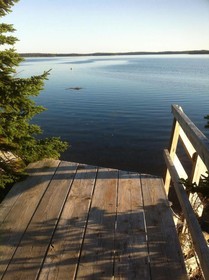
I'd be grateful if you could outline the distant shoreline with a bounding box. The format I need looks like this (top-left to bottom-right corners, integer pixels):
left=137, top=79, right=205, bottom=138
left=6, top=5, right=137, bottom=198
left=20, top=50, right=209, bottom=58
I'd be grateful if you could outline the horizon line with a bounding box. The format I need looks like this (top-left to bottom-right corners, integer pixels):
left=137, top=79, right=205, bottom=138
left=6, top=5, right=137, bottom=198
left=19, top=49, right=209, bottom=57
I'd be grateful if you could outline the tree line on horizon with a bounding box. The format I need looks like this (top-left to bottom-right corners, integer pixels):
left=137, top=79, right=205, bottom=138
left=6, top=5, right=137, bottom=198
left=19, top=50, right=209, bottom=57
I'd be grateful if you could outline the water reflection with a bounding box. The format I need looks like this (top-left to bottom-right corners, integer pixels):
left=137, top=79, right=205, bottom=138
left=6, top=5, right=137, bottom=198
left=19, top=55, right=209, bottom=176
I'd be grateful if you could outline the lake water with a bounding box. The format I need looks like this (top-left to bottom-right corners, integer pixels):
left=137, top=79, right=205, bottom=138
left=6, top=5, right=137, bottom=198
left=19, top=55, right=209, bottom=176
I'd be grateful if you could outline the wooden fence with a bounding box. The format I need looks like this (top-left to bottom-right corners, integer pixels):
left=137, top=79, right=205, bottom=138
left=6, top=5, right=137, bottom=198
left=164, top=104, right=209, bottom=280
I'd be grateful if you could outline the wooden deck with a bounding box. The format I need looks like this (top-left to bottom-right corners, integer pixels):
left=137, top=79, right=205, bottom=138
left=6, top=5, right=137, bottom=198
left=0, top=159, right=187, bottom=280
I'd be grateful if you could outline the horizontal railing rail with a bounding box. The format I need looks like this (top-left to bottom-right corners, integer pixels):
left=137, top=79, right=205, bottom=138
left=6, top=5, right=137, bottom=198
left=164, top=104, right=209, bottom=280
left=172, top=105, right=209, bottom=170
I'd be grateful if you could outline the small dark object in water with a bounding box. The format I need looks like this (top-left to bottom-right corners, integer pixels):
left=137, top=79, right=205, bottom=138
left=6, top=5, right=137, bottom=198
left=66, top=87, right=83, bottom=91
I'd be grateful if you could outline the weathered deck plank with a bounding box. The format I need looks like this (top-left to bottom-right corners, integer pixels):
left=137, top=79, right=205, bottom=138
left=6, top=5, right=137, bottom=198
left=76, top=167, right=118, bottom=279
left=114, top=170, right=151, bottom=279
left=39, top=164, right=97, bottom=280
left=0, top=159, right=60, bottom=225
left=0, top=159, right=60, bottom=278
left=0, top=160, right=187, bottom=280
left=2, top=161, right=78, bottom=280
left=141, top=175, right=187, bottom=280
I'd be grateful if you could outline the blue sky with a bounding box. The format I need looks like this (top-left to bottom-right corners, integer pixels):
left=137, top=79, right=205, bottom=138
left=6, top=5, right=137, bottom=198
left=3, top=0, right=209, bottom=53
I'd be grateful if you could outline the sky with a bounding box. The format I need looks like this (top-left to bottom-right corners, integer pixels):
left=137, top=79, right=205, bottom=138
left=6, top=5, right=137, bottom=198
left=3, top=0, right=209, bottom=53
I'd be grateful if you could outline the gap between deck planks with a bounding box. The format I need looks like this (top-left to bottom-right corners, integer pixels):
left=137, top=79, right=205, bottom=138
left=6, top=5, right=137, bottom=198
left=0, top=159, right=187, bottom=280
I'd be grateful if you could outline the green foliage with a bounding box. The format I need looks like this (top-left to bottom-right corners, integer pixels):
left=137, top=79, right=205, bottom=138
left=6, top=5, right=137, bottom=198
left=19, top=137, right=68, bottom=163
left=0, top=158, right=26, bottom=188
left=0, top=0, right=19, bottom=17
left=0, top=0, right=68, bottom=191
left=180, top=172, right=209, bottom=198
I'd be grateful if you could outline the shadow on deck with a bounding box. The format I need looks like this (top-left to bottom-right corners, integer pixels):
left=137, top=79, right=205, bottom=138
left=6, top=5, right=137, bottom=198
left=0, top=159, right=187, bottom=280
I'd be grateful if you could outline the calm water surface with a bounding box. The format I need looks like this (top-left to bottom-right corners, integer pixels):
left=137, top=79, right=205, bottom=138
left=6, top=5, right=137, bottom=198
left=19, top=55, right=209, bottom=176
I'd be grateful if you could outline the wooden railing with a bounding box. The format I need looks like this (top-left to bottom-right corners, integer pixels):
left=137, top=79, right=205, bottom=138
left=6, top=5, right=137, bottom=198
left=164, top=104, right=209, bottom=280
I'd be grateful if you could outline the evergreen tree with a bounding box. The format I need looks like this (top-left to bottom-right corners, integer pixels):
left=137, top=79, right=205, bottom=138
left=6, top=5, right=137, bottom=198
left=0, top=0, right=68, bottom=191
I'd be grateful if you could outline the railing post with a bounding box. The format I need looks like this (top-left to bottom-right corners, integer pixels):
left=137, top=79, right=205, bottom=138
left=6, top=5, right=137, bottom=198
left=164, top=118, right=180, bottom=194
left=189, top=153, right=207, bottom=217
